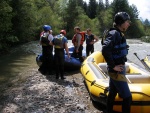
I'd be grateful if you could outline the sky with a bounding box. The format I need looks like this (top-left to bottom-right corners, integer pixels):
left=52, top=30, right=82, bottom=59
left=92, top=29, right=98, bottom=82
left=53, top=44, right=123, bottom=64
left=83, top=0, right=150, bottom=20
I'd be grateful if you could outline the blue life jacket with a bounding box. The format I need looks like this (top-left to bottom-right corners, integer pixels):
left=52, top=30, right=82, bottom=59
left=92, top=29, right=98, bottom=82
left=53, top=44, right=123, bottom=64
left=112, top=41, right=128, bottom=59
left=102, top=28, right=128, bottom=60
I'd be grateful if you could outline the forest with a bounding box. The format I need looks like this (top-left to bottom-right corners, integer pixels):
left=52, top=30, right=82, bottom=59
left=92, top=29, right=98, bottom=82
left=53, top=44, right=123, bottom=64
left=0, top=0, right=150, bottom=53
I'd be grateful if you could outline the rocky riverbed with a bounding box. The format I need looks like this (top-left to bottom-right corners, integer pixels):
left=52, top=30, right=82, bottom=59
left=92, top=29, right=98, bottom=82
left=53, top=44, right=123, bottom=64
left=0, top=39, right=150, bottom=113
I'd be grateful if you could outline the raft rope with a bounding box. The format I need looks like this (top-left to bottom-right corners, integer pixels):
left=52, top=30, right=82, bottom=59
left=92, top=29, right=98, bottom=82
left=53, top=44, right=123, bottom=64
left=83, top=75, right=109, bottom=92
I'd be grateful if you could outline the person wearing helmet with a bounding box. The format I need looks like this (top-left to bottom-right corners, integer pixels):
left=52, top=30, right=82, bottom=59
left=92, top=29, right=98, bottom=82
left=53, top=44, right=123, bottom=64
left=52, top=30, right=70, bottom=80
left=38, top=25, right=54, bottom=75
left=102, top=12, right=132, bottom=113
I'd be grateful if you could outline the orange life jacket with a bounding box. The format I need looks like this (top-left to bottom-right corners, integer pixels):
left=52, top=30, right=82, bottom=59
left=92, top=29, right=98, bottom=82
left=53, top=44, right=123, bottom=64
left=72, top=32, right=85, bottom=46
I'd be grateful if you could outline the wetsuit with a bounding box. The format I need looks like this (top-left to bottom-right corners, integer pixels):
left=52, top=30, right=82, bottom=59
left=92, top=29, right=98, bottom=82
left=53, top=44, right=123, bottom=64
left=52, top=34, right=68, bottom=79
left=85, top=34, right=94, bottom=56
left=102, top=28, right=132, bottom=113
left=39, top=32, right=53, bottom=75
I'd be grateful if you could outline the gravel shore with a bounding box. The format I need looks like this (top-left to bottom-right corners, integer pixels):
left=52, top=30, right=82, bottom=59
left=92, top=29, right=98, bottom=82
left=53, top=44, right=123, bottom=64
left=0, top=68, right=104, bottom=113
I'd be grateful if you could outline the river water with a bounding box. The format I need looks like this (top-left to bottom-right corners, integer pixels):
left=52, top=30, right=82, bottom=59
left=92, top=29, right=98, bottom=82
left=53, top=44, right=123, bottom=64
left=0, top=42, right=38, bottom=92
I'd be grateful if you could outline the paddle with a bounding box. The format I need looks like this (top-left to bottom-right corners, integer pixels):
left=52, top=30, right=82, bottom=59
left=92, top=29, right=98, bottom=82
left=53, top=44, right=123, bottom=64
left=134, top=52, right=150, bottom=71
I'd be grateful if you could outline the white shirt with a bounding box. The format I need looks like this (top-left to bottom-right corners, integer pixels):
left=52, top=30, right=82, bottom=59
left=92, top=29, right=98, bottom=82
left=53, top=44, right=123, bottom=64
left=40, top=32, right=54, bottom=42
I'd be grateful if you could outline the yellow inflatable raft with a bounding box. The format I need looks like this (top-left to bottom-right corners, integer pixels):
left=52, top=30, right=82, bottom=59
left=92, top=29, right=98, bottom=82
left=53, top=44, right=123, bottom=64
left=80, top=51, right=150, bottom=113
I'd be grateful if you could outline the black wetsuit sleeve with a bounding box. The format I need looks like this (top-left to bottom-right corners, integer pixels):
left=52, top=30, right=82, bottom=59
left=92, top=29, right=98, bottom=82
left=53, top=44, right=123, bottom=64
left=102, top=33, right=116, bottom=69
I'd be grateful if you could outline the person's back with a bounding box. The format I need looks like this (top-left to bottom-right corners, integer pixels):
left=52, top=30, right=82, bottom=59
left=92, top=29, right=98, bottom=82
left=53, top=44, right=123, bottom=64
left=38, top=25, right=54, bottom=75
left=52, top=30, right=70, bottom=80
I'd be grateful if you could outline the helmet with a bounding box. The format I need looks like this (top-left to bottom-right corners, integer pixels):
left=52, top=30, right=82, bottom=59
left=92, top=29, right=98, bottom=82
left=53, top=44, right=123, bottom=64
left=43, top=25, right=51, bottom=32
left=114, top=12, right=130, bottom=25
left=60, top=30, right=66, bottom=35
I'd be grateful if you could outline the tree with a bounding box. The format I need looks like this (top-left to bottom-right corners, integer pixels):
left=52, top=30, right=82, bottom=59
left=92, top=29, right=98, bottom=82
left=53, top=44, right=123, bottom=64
left=143, top=19, right=150, bottom=36
left=62, top=0, right=82, bottom=38
left=105, top=0, right=109, bottom=9
left=111, top=0, right=130, bottom=16
left=88, top=0, right=98, bottom=19
left=0, top=0, right=17, bottom=52
left=97, top=0, right=105, bottom=12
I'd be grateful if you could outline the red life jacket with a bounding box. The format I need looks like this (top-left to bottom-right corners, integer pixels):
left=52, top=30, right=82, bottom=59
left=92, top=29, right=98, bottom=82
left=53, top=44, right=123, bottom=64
left=72, top=31, right=85, bottom=46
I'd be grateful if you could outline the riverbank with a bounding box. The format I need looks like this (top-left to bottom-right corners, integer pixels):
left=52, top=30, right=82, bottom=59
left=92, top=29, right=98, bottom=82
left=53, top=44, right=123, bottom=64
left=0, top=39, right=150, bottom=113
left=0, top=41, right=105, bottom=113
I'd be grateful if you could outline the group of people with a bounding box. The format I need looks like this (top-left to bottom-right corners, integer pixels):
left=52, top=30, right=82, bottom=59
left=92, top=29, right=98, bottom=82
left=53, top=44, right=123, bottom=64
left=38, top=25, right=99, bottom=79
left=38, top=26, right=69, bottom=80
left=72, top=26, right=99, bottom=61
left=38, top=11, right=132, bottom=113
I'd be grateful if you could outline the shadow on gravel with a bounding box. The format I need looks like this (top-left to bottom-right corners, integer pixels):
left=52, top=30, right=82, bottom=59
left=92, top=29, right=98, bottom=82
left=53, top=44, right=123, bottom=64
left=43, top=70, right=81, bottom=88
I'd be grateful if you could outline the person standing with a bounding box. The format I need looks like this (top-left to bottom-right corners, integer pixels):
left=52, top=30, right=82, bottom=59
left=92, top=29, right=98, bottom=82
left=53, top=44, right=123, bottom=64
left=102, top=12, right=132, bottom=113
left=85, top=28, right=99, bottom=56
left=52, top=30, right=70, bottom=80
left=72, top=26, right=85, bottom=62
left=38, top=25, right=54, bottom=75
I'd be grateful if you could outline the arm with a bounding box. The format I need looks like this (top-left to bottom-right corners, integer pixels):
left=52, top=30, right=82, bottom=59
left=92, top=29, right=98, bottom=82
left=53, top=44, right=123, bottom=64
left=94, top=35, right=99, bottom=43
left=102, top=34, right=116, bottom=69
left=76, top=34, right=82, bottom=52
left=64, top=43, right=70, bottom=58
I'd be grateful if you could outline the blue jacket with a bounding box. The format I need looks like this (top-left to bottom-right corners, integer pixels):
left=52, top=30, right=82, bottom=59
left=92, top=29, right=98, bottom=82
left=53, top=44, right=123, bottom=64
left=102, top=28, right=129, bottom=72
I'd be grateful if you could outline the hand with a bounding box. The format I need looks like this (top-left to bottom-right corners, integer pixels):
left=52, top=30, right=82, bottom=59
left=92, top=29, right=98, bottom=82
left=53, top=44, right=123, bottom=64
left=76, top=49, right=79, bottom=53
left=90, top=41, right=94, bottom=44
left=113, top=65, right=124, bottom=72
left=67, top=54, right=70, bottom=59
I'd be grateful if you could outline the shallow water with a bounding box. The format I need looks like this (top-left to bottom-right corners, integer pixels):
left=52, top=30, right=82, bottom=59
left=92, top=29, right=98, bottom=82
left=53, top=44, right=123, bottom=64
left=0, top=42, right=38, bottom=91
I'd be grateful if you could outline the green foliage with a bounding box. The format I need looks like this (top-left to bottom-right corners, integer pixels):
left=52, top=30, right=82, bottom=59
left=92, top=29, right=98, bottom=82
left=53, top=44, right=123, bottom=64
left=141, top=36, right=150, bottom=42
left=87, top=0, right=98, bottom=19
left=1, top=0, right=150, bottom=53
left=0, top=0, right=18, bottom=52
left=127, top=19, right=145, bottom=38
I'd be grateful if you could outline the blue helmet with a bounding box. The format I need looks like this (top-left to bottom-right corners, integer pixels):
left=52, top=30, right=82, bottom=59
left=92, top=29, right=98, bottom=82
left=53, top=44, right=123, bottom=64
left=43, top=25, right=51, bottom=32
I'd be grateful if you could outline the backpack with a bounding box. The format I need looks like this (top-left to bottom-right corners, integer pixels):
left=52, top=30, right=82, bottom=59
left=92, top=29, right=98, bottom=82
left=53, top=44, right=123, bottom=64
left=40, top=33, right=50, bottom=46
left=101, top=29, right=109, bottom=45
left=80, top=31, right=86, bottom=42
left=53, top=34, right=64, bottom=48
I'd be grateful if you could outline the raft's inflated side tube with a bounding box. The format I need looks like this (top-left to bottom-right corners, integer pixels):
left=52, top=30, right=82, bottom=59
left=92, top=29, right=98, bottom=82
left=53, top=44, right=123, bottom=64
left=64, top=55, right=81, bottom=71
left=36, top=46, right=86, bottom=71
left=36, top=54, right=82, bottom=71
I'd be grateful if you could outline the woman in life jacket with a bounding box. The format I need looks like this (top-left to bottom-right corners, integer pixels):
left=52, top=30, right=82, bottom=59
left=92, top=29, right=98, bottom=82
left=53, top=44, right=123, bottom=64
left=102, top=12, right=132, bottom=113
